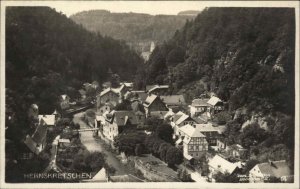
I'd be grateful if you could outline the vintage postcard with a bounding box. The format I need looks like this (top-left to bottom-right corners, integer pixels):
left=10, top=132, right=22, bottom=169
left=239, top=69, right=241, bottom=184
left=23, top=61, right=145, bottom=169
left=0, top=1, right=299, bottom=188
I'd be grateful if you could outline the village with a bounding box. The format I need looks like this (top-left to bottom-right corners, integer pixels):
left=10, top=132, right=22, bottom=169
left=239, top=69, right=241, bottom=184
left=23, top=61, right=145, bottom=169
left=20, top=77, right=293, bottom=183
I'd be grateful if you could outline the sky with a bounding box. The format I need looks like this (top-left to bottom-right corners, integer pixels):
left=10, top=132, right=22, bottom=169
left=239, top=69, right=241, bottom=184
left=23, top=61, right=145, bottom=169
left=2, top=1, right=298, bottom=17
left=49, top=1, right=206, bottom=17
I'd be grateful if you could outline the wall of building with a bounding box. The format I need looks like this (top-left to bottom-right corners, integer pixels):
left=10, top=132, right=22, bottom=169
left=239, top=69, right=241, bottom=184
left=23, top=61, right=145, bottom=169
left=148, top=99, right=168, bottom=112
left=100, top=92, right=119, bottom=106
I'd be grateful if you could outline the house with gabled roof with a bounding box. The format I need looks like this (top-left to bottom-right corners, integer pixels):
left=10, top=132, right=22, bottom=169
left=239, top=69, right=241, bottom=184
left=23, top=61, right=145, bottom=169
left=171, top=111, right=202, bottom=137
left=97, top=87, right=121, bottom=107
left=102, top=110, right=138, bottom=142
left=207, top=96, right=224, bottom=114
left=178, top=124, right=208, bottom=160
left=160, top=95, right=186, bottom=109
left=189, top=98, right=210, bottom=117
left=38, top=115, right=56, bottom=126
left=249, top=160, right=293, bottom=183
left=191, top=123, right=222, bottom=146
left=60, top=94, right=70, bottom=110
left=226, top=144, right=247, bottom=159
left=208, top=155, right=238, bottom=176
left=143, top=94, right=168, bottom=117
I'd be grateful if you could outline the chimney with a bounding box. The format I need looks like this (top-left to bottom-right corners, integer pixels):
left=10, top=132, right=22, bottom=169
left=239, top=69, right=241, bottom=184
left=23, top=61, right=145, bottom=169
left=268, top=159, right=277, bottom=168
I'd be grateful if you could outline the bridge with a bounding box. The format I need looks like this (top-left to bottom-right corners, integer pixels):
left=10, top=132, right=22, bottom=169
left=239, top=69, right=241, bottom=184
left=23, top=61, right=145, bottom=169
left=75, top=128, right=101, bottom=132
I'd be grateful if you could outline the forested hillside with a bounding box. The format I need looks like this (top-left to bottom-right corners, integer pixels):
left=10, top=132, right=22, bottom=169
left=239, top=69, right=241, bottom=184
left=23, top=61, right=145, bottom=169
left=70, top=10, right=195, bottom=51
left=6, top=7, right=142, bottom=140
left=137, top=8, right=295, bottom=115
left=135, top=8, right=295, bottom=165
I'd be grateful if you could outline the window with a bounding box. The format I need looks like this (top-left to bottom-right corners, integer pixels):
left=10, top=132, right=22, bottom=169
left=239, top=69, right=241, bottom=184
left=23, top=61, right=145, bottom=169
left=199, top=146, right=202, bottom=151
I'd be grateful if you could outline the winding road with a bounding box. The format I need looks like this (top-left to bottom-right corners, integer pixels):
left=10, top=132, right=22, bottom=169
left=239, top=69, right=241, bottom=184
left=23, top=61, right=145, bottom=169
left=73, top=112, right=127, bottom=175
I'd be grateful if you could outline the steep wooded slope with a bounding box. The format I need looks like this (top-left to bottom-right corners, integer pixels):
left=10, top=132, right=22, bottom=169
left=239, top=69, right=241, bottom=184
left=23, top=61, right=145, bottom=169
left=137, top=8, right=295, bottom=116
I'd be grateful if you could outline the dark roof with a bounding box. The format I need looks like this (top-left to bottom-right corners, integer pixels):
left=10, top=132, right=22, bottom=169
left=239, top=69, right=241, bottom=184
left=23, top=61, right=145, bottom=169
left=31, top=123, right=48, bottom=144
left=191, top=98, right=210, bottom=107
left=149, top=111, right=169, bottom=119
left=191, top=116, right=207, bottom=124
left=143, top=95, right=158, bottom=107
left=113, top=111, right=138, bottom=126
left=160, top=95, right=186, bottom=106
left=257, top=160, right=292, bottom=178
left=133, top=91, right=148, bottom=102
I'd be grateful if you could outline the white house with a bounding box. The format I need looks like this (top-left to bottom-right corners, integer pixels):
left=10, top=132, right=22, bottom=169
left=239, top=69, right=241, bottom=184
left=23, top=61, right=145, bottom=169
left=249, top=160, right=292, bottom=183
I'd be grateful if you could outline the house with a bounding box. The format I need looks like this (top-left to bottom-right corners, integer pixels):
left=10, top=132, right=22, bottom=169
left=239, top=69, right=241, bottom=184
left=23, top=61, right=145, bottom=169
left=189, top=98, right=210, bottom=117
left=160, top=95, right=186, bottom=109
left=178, top=124, right=208, bottom=160
left=192, top=123, right=221, bottom=146
left=208, top=155, right=238, bottom=176
left=102, top=110, right=138, bottom=142
left=147, top=85, right=169, bottom=95
left=60, top=94, right=70, bottom=110
left=38, top=115, right=56, bottom=126
left=24, top=123, right=48, bottom=155
left=97, top=102, right=114, bottom=115
left=226, top=144, right=247, bottom=159
left=143, top=94, right=168, bottom=117
left=207, top=96, right=224, bottom=114
left=249, top=160, right=293, bottom=183
left=216, top=137, right=227, bottom=151
left=171, top=111, right=202, bottom=136
left=117, top=84, right=130, bottom=97
left=97, top=87, right=121, bottom=107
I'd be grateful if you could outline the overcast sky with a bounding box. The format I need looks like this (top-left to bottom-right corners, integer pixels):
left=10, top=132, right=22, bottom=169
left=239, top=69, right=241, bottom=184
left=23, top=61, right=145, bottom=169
left=2, top=1, right=297, bottom=17
left=49, top=1, right=206, bottom=17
